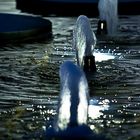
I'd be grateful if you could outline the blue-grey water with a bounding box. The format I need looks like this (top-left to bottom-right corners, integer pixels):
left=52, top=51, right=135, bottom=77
left=0, top=1, right=140, bottom=140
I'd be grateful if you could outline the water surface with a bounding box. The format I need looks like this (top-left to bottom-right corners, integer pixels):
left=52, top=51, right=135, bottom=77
left=0, top=1, right=140, bottom=140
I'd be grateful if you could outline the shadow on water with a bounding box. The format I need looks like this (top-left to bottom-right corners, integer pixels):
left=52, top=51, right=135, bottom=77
left=0, top=1, right=140, bottom=140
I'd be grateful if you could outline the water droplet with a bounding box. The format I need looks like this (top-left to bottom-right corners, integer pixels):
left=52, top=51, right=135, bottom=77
left=128, top=96, right=132, bottom=101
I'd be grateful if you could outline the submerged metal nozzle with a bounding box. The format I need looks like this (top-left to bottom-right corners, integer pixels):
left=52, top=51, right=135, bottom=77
left=97, top=20, right=107, bottom=35
left=83, top=55, right=96, bottom=72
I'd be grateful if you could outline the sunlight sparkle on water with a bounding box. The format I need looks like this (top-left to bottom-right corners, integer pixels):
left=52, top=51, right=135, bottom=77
left=94, top=52, right=115, bottom=62
left=88, top=99, right=109, bottom=120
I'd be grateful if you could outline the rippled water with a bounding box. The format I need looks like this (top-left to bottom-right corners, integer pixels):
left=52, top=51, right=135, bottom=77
left=0, top=1, right=140, bottom=140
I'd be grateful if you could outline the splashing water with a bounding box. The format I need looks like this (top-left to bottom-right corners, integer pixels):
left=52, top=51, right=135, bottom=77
left=72, top=15, right=96, bottom=67
left=46, top=61, right=109, bottom=140
left=46, top=61, right=93, bottom=139
left=55, top=61, right=89, bottom=130
left=98, top=0, right=118, bottom=35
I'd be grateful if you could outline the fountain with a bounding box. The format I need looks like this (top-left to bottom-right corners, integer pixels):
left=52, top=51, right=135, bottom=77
left=98, top=0, right=118, bottom=35
left=56, top=61, right=89, bottom=129
left=73, top=15, right=96, bottom=72
left=46, top=61, right=109, bottom=140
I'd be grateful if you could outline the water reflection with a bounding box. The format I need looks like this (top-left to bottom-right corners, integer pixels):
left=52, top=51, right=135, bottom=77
left=88, top=99, right=109, bottom=120
left=94, top=52, right=115, bottom=62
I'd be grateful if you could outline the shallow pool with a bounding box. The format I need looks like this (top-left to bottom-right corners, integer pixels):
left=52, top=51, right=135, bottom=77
left=0, top=1, right=140, bottom=140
